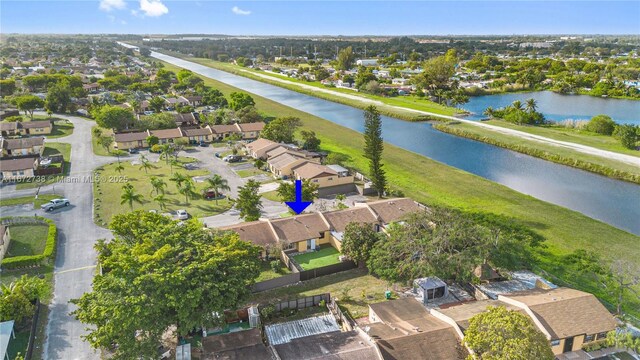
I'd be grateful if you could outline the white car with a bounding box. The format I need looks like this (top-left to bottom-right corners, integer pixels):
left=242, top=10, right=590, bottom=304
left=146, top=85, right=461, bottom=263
left=176, top=209, right=189, bottom=220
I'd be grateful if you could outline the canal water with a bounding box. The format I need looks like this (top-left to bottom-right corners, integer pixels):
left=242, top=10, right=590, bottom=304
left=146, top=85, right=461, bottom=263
left=151, top=52, right=640, bottom=235
left=462, top=91, right=640, bottom=125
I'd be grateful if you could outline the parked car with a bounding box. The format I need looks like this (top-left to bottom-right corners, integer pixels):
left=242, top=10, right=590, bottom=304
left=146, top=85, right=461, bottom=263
left=214, top=153, right=221, bottom=158
left=204, top=189, right=223, bottom=200
left=41, top=198, right=70, bottom=212
left=223, top=155, right=242, bottom=163
left=199, top=141, right=208, bottom=147
left=176, top=209, right=189, bottom=220
left=128, top=148, right=139, bottom=154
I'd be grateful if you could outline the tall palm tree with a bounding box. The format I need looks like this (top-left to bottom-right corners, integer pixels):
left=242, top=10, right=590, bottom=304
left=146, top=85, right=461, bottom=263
left=160, top=144, right=172, bottom=164
left=153, top=194, right=168, bottom=210
left=205, top=174, right=230, bottom=204
left=525, top=98, right=538, bottom=113
left=483, top=106, right=495, bottom=118
left=170, top=172, right=188, bottom=189
left=178, top=180, right=195, bottom=205
left=511, top=100, right=524, bottom=112
left=150, top=176, right=167, bottom=196
left=168, top=158, right=181, bottom=174
left=120, top=183, right=143, bottom=210
left=139, top=158, right=154, bottom=174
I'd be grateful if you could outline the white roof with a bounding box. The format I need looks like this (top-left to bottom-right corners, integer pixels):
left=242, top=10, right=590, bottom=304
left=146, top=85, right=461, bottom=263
left=326, top=164, right=348, bottom=173
left=0, top=320, right=15, bottom=360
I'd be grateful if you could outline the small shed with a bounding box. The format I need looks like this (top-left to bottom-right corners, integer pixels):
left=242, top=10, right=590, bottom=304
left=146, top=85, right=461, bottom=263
left=413, top=277, right=448, bottom=304
left=326, top=164, right=349, bottom=177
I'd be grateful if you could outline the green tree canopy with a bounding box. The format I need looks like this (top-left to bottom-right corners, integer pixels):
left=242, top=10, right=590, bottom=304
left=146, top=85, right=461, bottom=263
left=276, top=179, right=318, bottom=205
left=336, top=46, right=356, bottom=71
left=341, top=222, right=383, bottom=266
left=95, top=105, right=135, bottom=131
left=71, top=212, right=261, bottom=359
left=0, top=275, right=49, bottom=324
left=14, top=94, right=45, bottom=120
left=464, top=306, right=554, bottom=360
left=233, top=179, right=262, bottom=221
left=260, top=116, right=302, bottom=143
left=300, top=130, right=321, bottom=151
left=613, top=124, right=639, bottom=149
left=229, top=92, right=255, bottom=111
left=363, top=105, right=386, bottom=198
left=202, top=88, right=228, bottom=108
left=586, top=114, right=617, bottom=135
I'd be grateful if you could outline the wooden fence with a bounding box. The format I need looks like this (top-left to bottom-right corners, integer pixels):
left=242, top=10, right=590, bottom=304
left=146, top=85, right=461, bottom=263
left=251, top=259, right=357, bottom=293
left=267, top=293, right=331, bottom=312
left=329, top=298, right=355, bottom=331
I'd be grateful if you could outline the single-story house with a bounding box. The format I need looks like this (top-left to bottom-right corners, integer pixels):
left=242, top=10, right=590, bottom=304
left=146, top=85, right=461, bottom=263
left=0, top=137, right=45, bottom=158
left=150, top=128, right=185, bottom=144
left=270, top=213, right=332, bottom=252
left=0, top=122, right=19, bottom=137
left=113, top=130, right=150, bottom=150
left=0, top=225, right=10, bottom=262
left=267, top=152, right=310, bottom=179
left=82, top=83, right=102, bottom=93
left=291, top=162, right=354, bottom=189
left=365, top=197, right=423, bottom=227
left=245, top=138, right=279, bottom=159
left=367, top=298, right=468, bottom=360
left=0, top=157, right=39, bottom=181
left=20, top=120, right=52, bottom=135
left=173, top=113, right=199, bottom=127
left=185, top=95, right=203, bottom=107
left=0, top=109, right=20, bottom=120
left=237, top=122, right=265, bottom=139
left=209, top=124, right=241, bottom=141
left=218, top=221, right=279, bottom=258
left=181, top=127, right=212, bottom=143
left=164, top=96, right=189, bottom=108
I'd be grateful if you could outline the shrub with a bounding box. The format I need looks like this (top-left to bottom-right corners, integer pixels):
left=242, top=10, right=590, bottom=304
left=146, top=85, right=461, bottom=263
left=150, top=144, right=162, bottom=153
left=613, top=124, right=640, bottom=150
left=586, top=114, right=616, bottom=135
left=270, top=260, right=281, bottom=274
left=4, top=115, right=23, bottom=122
left=1, top=217, right=57, bottom=269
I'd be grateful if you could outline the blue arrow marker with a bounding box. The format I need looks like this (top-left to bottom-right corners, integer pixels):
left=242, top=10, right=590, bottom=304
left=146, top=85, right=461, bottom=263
left=285, top=180, right=312, bottom=214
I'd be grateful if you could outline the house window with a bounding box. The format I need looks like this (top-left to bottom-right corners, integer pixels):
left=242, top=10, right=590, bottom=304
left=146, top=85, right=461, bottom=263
left=550, top=340, right=560, bottom=346
left=596, top=332, right=608, bottom=340
left=328, top=177, right=333, bottom=181
left=584, top=334, right=595, bottom=342
left=12, top=171, right=17, bottom=176
left=284, top=243, right=296, bottom=250
left=312, top=179, right=319, bottom=183
left=19, top=171, right=24, bottom=176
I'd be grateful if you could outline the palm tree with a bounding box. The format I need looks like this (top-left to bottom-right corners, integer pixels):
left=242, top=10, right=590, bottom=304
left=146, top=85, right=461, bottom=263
left=114, top=162, right=125, bottom=174
left=150, top=177, right=166, bottom=196
left=525, top=98, right=538, bottom=113
left=512, top=100, right=524, bottom=112
left=160, top=144, right=172, bottom=164
left=178, top=179, right=195, bottom=205
left=153, top=194, right=168, bottom=210
left=483, top=106, right=495, bottom=118
left=170, top=172, right=188, bottom=189
left=205, top=174, right=230, bottom=204
left=139, top=158, right=154, bottom=174
left=168, top=158, right=181, bottom=174
left=120, top=183, right=143, bottom=210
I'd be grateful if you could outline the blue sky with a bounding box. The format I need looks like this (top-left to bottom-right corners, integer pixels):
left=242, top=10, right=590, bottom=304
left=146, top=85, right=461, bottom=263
left=1, top=1, right=639, bottom=35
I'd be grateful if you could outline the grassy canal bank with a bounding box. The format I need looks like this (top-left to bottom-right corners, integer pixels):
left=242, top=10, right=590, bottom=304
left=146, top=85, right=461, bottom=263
left=160, top=60, right=640, bottom=317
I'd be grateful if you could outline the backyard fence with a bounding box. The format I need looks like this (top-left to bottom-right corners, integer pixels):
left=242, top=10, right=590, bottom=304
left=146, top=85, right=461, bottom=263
left=251, top=258, right=357, bottom=293
left=298, top=260, right=357, bottom=282
left=24, top=299, right=42, bottom=360
left=329, top=298, right=355, bottom=331
left=34, top=165, right=63, bottom=176
left=266, top=293, right=331, bottom=312
left=252, top=272, right=301, bottom=293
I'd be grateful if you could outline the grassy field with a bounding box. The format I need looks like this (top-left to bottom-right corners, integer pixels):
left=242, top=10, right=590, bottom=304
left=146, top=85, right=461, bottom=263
left=187, top=57, right=459, bottom=121
left=256, top=260, right=291, bottom=282
left=48, top=119, right=74, bottom=138
left=161, top=61, right=640, bottom=316
left=292, top=246, right=341, bottom=270
left=235, top=167, right=269, bottom=178
left=248, top=268, right=392, bottom=319
left=5, top=224, right=49, bottom=257
left=91, top=126, right=117, bottom=156
left=483, top=120, right=640, bottom=157
left=0, top=194, right=59, bottom=208
left=15, top=142, right=72, bottom=190
left=261, top=190, right=281, bottom=202
left=93, top=157, right=232, bottom=225
left=434, top=121, right=640, bottom=183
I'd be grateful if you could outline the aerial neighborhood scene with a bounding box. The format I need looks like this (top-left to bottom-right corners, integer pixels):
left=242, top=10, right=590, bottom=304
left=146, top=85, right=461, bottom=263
left=1, top=1, right=640, bottom=359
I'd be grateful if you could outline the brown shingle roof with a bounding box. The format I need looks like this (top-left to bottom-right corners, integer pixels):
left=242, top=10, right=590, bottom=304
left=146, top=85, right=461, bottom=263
left=1, top=137, right=44, bottom=150
left=366, top=198, right=423, bottom=224
left=501, top=288, right=616, bottom=339
left=0, top=157, right=37, bottom=171
left=114, top=131, right=149, bottom=142
left=150, top=128, right=183, bottom=139
left=173, top=113, right=197, bottom=124
left=210, top=124, right=240, bottom=134
left=19, top=120, right=51, bottom=129
left=436, top=300, right=525, bottom=331
left=218, top=221, right=277, bottom=247
left=181, top=127, right=212, bottom=136
left=267, top=152, right=304, bottom=170
left=270, top=213, right=330, bottom=243
left=237, top=122, right=265, bottom=132
left=246, top=138, right=276, bottom=151
left=375, top=327, right=467, bottom=360
left=322, top=207, right=379, bottom=233
left=265, top=146, right=289, bottom=158
left=202, top=328, right=270, bottom=360
left=0, top=122, right=18, bottom=131
left=292, top=162, right=337, bottom=180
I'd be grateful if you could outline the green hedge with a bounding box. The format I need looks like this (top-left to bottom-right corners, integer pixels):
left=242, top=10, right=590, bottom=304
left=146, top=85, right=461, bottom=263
left=434, top=123, right=640, bottom=184
left=1, top=217, right=57, bottom=269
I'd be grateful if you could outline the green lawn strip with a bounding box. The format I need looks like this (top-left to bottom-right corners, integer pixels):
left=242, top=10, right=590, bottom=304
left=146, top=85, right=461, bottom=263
left=5, top=224, right=49, bottom=257
left=256, top=260, right=291, bottom=282
left=15, top=142, right=72, bottom=190
left=261, top=190, right=281, bottom=202
left=47, top=120, right=74, bottom=138
left=185, top=57, right=459, bottom=121
left=93, top=157, right=232, bottom=225
left=91, top=126, right=117, bottom=156
left=235, top=168, right=268, bottom=178
left=161, top=60, right=640, bottom=316
left=292, top=246, right=341, bottom=270
left=484, top=120, right=640, bottom=158
left=434, top=122, right=640, bottom=184
left=0, top=194, right=59, bottom=208
left=248, top=268, right=392, bottom=319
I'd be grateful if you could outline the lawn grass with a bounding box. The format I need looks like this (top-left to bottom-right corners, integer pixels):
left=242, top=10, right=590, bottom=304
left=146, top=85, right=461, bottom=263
left=434, top=121, right=640, bottom=183
left=0, top=194, right=59, bottom=208
left=292, top=246, right=341, bottom=270
left=93, top=157, right=232, bottom=225
left=484, top=120, right=640, bottom=158
left=5, top=224, right=49, bottom=257
left=261, top=190, right=281, bottom=202
left=91, top=126, right=117, bottom=156
left=248, top=268, right=392, bottom=319
left=15, top=142, right=72, bottom=190
left=6, top=326, right=30, bottom=360
left=256, top=260, right=291, bottom=282
left=161, top=61, right=640, bottom=316
left=187, top=57, right=459, bottom=121
left=235, top=168, right=268, bottom=178
left=48, top=119, right=74, bottom=138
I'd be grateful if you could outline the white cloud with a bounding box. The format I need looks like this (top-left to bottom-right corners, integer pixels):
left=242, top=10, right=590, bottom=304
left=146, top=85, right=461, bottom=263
left=139, top=0, right=169, bottom=17
left=121, top=20, right=127, bottom=25
left=231, top=6, right=251, bottom=16
left=99, top=0, right=126, bottom=12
